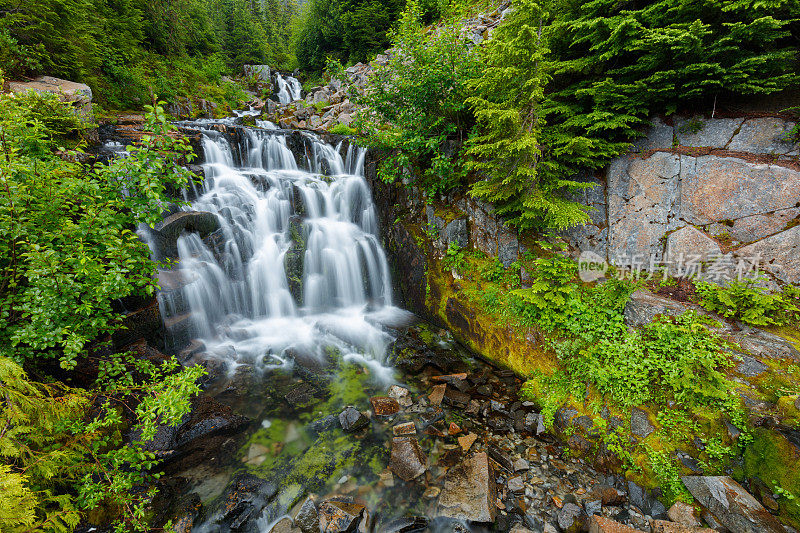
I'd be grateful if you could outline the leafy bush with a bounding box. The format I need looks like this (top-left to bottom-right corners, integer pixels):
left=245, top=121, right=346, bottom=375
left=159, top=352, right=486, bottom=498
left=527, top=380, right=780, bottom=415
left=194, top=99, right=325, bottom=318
left=0, top=354, right=204, bottom=532
left=358, top=1, right=478, bottom=199
left=0, top=88, right=194, bottom=370
left=330, top=123, right=358, bottom=136
left=695, top=278, right=800, bottom=326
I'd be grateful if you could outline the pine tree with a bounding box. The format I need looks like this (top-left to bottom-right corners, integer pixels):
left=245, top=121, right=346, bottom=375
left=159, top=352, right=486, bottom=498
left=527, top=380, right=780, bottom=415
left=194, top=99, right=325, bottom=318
left=466, top=0, right=591, bottom=230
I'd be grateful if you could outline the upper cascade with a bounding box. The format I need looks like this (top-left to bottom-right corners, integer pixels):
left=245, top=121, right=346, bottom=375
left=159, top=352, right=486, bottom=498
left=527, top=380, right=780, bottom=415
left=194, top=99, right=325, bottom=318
left=155, top=122, right=408, bottom=374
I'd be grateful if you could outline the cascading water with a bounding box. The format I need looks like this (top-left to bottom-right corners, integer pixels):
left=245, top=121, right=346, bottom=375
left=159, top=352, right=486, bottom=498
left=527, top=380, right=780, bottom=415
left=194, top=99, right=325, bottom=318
left=159, top=123, right=409, bottom=378
left=275, top=73, right=303, bottom=105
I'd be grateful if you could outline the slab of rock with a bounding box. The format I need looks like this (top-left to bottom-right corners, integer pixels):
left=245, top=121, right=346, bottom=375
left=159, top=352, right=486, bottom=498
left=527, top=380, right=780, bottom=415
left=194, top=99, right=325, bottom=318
left=734, top=225, right=800, bottom=284
left=557, top=503, right=588, bottom=533
left=667, top=502, right=701, bottom=527
left=681, top=476, right=785, bottom=533
left=318, top=497, right=365, bottom=533
left=589, top=516, right=639, bottom=533
left=9, top=76, right=94, bottom=118
left=674, top=117, right=744, bottom=149
left=457, top=433, right=477, bottom=452
left=649, top=520, right=715, bottom=533
left=728, top=117, right=799, bottom=155
left=293, top=496, right=319, bottom=533
left=631, top=408, right=655, bottom=438
left=664, top=226, right=722, bottom=274
left=437, top=452, right=497, bottom=522
left=338, top=407, right=369, bottom=432
left=623, top=290, right=696, bottom=328
left=369, top=397, right=400, bottom=417
left=387, top=385, right=413, bottom=407
left=392, top=422, right=416, bottom=436
left=429, top=384, right=446, bottom=406
left=156, top=211, right=220, bottom=243
left=388, top=437, right=427, bottom=481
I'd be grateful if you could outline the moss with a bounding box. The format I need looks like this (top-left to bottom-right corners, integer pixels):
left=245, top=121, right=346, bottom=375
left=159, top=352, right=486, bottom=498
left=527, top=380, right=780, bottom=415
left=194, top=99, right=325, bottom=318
left=743, top=428, right=800, bottom=529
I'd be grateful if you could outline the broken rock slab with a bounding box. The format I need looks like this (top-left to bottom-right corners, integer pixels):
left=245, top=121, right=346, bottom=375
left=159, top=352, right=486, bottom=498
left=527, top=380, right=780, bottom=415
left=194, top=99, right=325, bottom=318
left=318, top=497, right=365, bottom=533
left=436, top=451, right=497, bottom=523
left=388, top=437, right=427, bottom=481
left=681, top=476, right=785, bottom=533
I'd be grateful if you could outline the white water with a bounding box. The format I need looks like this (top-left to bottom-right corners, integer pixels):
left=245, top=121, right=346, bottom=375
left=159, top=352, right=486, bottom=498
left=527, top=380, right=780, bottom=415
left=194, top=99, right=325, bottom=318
left=275, top=73, right=302, bottom=105
left=159, top=124, right=409, bottom=375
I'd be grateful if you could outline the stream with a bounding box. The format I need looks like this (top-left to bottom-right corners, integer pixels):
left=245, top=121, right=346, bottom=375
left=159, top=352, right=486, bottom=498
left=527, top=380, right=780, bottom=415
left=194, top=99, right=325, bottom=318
left=138, top=120, right=634, bottom=533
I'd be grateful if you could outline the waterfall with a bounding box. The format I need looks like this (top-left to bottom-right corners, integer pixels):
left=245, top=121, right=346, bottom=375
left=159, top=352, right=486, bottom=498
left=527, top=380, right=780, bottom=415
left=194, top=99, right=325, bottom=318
left=159, top=123, right=408, bottom=372
left=275, top=73, right=303, bottom=105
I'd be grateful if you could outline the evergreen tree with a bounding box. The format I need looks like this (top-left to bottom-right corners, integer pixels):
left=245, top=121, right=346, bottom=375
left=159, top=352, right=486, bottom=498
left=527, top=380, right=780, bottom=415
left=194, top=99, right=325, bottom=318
left=466, top=0, right=590, bottom=230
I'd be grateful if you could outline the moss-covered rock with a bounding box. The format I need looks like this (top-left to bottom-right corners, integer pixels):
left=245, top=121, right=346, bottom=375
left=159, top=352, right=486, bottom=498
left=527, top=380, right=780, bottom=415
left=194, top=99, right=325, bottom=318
left=743, top=428, right=800, bottom=529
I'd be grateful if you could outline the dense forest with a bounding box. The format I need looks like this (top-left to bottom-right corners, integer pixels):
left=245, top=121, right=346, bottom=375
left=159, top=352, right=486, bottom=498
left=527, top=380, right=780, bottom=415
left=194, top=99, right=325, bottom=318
left=0, top=0, right=298, bottom=109
left=2, top=0, right=800, bottom=531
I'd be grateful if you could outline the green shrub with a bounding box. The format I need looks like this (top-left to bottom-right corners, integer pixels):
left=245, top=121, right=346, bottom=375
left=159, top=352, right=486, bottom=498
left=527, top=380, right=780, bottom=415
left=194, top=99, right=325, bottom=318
left=695, top=278, right=800, bottom=327
left=330, top=123, right=358, bottom=135
left=357, top=1, right=478, bottom=199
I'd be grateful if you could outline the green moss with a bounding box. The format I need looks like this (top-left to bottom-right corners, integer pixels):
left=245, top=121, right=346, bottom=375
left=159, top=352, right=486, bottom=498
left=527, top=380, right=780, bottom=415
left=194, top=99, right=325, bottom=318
left=743, top=429, right=800, bottom=529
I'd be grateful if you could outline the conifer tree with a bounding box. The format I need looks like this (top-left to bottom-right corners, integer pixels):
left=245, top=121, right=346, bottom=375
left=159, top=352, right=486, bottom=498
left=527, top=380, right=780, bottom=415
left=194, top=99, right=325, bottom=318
left=466, top=0, right=591, bottom=230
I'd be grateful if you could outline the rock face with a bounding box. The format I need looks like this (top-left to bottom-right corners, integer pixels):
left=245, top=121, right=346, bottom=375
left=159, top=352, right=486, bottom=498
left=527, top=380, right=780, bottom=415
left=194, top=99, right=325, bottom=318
left=681, top=476, right=786, bottom=533
left=436, top=452, right=497, bottom=522
left=318, top=497, right=365, bottom=533
left=564, top=115, right=800, bottom=284
left=9, top=76, right=94, bottom=119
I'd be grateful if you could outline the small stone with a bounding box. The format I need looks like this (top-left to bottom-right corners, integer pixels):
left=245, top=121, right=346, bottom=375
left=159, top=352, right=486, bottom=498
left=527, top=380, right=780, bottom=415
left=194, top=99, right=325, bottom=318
left=457, top=433, right=477, bottom=452
left=465, top=400, right=481, bottom=416
left=557, top=502, right=588, bottom=533
left=389, top=437, right=427, bottom=481
left=513, top=458, right=530, bottom=472
left=507, top=476, right=525, bottom=493
left=388, top=385, right=412, bottom=408
left=649, top=520, right=716, bottom=533
left=667, top=502, right=701, bottom=527
left=429, top=384, right=446, bottom=406
left=631, top=408, right=655, bottom=438
left=448, top=422, right=461, bottom=435
left=392, top=422, right=416, bottom=436
left=589, top=516, right=638, bottom=533
left=553, top=496, right=564, bottom=508
left=423, top=486, right=441, bottom=499
left=369, top=396, right=400, bottom=417
left=378, top=469, right=394, bottom=488
left=339, top=406, right=369, bottom=432
left=584, top=497, right=602, bottom=517
left=432, top=373, right=467, bottom=382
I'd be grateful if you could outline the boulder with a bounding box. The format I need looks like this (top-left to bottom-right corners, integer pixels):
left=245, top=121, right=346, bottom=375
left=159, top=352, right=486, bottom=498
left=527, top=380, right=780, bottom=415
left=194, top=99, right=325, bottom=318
left=9, top=76, right=93, bottom=119
left=244, top=64, right=271, bottom=83
left=388, top=436, right=427, bottom=481
left=155, top=211, right=220, bottom=244
left=338, top=406, right=369, bottom=432
left=631, top=408, right=655, bottom=438
left=681, top=476, right=785, bottom=533
left=437, top=452, right=497, bottom=522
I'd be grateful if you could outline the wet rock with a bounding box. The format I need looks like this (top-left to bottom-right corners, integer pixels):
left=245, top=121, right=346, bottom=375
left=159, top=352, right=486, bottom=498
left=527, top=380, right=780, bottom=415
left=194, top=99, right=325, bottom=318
left=339, top=406, right=369, bottom=432
left=584, top=497, right=602, bottom=517
left=393, top=422, right=417, bottom=436
left=488, top=446, right=515, bottom=472
left=650, top=520, right=716, bottom=533
left=318, top=497, right=365, bottom=533
left=513, top=458, right=530, bottom=472
left=293, top=497, right=320, bottom=533
left=437, top=452, right=497, bottom=522
left=681, top=476, right=785, bottom=533
left=170, top=493, right=202, bottom=533
left=590, top=484, right=626, bottom=506
left=156, top=211, right=221, bottom=243
left=370, top=396, right=400, bottom=417
left=219, top=473, right=276, bottom=530
left=429, top=384, right=446, bottom=406
left=589, top=516, right=638, bottom=533
left=735, top=354, right=768, bottom=377
left=444, top=219, right=469, bottom=248
left=389, top=436, right=427, bottom=481
left=457, top=433, right=477, bottom=452
left=668, top=502, right=701, bottom=527
left=557, top=502, right=588, bottom=533
left=388, top=385, right=413, bottom=407
left=269, top=517, right=299, bottom=533
left=175, top=395, right=249, bottom=448
left=508, top=476, right=525, bottom=494
left=378, top=516, right=428, bottom=533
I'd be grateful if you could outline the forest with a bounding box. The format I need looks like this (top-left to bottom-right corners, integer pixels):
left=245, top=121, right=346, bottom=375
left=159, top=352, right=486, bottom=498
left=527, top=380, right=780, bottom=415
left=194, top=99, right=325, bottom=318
left=2, top=0, right=800, bottom=531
